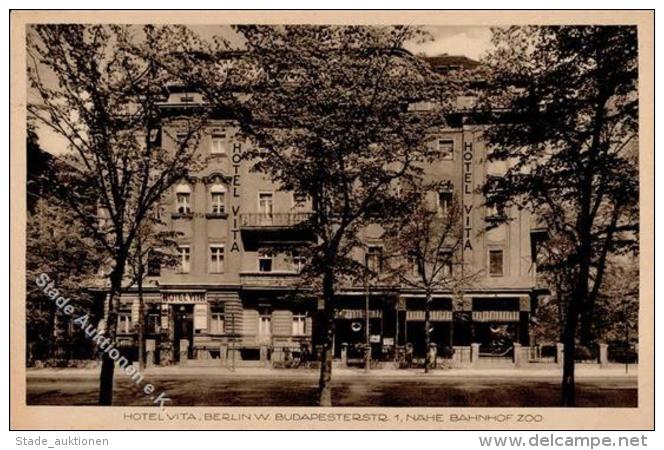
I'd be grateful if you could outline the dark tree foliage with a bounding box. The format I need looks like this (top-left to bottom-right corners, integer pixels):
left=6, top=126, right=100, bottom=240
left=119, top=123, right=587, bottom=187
left=27, top=25, right=205, bottom=405
left=479, top=26, right=639, bottom=406
left=160, top=25, right=459, bottom=405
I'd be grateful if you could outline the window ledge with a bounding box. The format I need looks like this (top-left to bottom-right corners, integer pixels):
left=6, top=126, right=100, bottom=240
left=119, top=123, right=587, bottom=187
left=172, top=212, right=193, bottom=220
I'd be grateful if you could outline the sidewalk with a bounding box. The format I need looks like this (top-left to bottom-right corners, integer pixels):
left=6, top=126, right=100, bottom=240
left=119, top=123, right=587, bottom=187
left=26, top=364, right=638, bottom=379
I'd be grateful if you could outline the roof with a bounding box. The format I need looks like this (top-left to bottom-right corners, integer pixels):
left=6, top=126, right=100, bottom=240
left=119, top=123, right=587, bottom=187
left=424, top=54, right=481, bottom=72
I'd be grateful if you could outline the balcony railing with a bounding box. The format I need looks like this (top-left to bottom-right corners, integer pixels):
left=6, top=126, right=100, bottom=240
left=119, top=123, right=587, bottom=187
left=240, top=212, right=312, bottom=229
left=239, top=271, right=301, bottom=288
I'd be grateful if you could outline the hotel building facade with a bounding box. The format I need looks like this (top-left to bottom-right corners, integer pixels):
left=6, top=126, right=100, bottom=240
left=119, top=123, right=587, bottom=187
left=110, top=58, right=548, bottom=368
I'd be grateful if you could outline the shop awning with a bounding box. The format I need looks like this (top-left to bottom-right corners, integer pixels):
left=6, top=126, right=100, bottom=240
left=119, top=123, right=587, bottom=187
left=472, top=311, right=520, bottom=322
left=406, top=310, right=453, bottom=322
left=336, top=309, right=383, bottom=319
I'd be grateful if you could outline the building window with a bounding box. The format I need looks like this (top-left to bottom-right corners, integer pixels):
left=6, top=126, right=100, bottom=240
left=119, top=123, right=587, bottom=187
left=178, top=245, right=191, bottom=273
left=209, top=306, right=225, bottom=334
left=486, top=202, right=505, bottom=220
left=292, top=192, right=307, bottom=209
left=409, top=252, right=420, bottom=277
left=438, top=139, right=454, bottom=160
left=147, top=250, right=161, bottom=276
left=210, top=184, right=226, bottom=214
left=117, top=313, right=132, bottom=334
left=258, top=310, right=272, bottom=338
left=146, top=312, right=160, bottom=334
left=210, top=245, right=224, bottom=273
left=153, top=204, right=163, bottom=222
left=259, top=192, right=274, bottom=221
left=258, top=251, right=273, bottom=273
left=290, top=251, right=306, bottom=273
left=437, top=190, right=453, bottom=215
left=210, top=131, right=228, bottom=155
left=292, top=312, right=307, bottom=336
left=489, top=249, right=504, bottom=277
left=175, top=184, right=192, bottom=214
left=176, top=193, right=191, bottom=214
left=438, top=251, right=454, bottom=277
left=365, top=245, right=383, bottom=273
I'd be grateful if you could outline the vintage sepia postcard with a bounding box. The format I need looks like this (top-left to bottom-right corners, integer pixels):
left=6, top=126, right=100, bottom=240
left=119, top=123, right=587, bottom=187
left=9, top=9, right=654, bottom=430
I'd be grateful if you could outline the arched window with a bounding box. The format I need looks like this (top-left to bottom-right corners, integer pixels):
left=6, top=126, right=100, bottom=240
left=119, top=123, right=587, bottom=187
left=209, top=183, right=227, bottom=214
left=175, top=184, right=192, bottom=214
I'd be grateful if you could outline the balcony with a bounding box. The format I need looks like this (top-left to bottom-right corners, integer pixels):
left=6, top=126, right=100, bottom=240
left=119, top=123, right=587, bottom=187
left=239, top=271, right=302, bottom=289
left=240, top=213, right=312, bottom=229
left=239, top=213, right=314, bottom=245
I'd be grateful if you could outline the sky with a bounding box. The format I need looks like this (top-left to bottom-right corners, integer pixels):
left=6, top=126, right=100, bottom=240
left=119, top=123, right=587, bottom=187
left=32, top=26, right=493, bottom=156
left=190, top=25, right=493, bottom=60
left=407, top=26, right=492, bottom=60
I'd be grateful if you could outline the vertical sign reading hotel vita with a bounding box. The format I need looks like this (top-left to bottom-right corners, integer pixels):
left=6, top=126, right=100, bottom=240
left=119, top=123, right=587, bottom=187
left=462, top=141, right=474, bottom=254
left=230, top=142, right=242, bottom=253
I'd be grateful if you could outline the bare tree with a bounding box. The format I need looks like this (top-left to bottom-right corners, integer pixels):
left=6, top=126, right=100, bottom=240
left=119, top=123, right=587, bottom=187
left=384, top=186, right=479, bottom=372
left=124, top=211, right=180, bottom=370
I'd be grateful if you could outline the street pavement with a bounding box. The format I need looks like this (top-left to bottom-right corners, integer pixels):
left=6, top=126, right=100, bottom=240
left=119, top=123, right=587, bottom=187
left=26, top=365, right=638, bottom=407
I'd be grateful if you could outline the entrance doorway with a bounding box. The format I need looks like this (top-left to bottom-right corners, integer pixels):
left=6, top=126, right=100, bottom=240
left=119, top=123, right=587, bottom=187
left=173, top=304, right=194, bottom=362
left=405, top=321, right=452, bottom=357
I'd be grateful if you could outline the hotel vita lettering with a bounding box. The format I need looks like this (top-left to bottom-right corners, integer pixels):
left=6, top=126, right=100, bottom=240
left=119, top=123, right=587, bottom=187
left=110, top=82, right=548, bottom=369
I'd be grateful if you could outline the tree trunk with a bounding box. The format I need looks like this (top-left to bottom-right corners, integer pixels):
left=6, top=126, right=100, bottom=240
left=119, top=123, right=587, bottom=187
left=98, top=262, right=124, bottom=406
left=49, top=301, right=58, bottom=360
left=136, top=242, right=146, bottom=371
left=318, top=268, right=336, bottom=406
left=561, top=247, right=591, bottom=406
left=561, top=291, right=579, bottom=406
left=424, top=290, right=432, bottom=374
left=364, top=282, right=371, bottom=373
left=137, top=277, right=145, bottom=371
